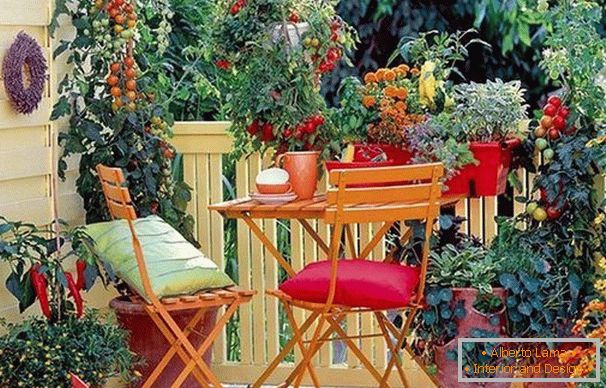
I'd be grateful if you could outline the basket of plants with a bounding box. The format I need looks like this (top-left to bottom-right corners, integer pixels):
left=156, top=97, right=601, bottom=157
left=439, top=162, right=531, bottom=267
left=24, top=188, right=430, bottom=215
left=332, top=31, right=528, bottom=197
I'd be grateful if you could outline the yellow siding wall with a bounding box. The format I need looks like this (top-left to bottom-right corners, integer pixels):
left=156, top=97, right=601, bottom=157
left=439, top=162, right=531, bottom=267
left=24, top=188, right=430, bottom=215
left=0, top=0, right=112, bottom=322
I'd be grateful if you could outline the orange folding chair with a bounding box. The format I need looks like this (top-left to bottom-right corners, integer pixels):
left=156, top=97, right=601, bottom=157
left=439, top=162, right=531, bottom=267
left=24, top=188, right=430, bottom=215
left=257, top=163, right=443, bottom=388
left=96, top=164, right=255, bottom=388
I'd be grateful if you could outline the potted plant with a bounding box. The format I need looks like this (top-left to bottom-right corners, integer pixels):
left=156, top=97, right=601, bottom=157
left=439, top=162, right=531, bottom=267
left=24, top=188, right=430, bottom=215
left=411, top=216, right=509, bottom=387
left=212, top=0, right=356, bottom=199
left=331, top=30, right=482, bottom=178
left=0, top=217, right=138, bottom=386
left=447, top=79, right=529, bottom=196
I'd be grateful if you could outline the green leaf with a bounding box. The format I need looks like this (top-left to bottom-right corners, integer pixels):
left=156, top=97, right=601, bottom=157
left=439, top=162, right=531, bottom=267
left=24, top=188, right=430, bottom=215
left=426, top=289, right=441, bottom=306
left=6, top=272, right=22, bottom=301
left=517, top=22, right=531, bottom=47
left=517, top=302, right=533, bottom=316
left=50, top=96, right=71, bottom=121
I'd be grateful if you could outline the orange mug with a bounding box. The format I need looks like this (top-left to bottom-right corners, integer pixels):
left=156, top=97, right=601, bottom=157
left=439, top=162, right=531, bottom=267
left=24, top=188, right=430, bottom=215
left=275, top=151, right=320, bottom=200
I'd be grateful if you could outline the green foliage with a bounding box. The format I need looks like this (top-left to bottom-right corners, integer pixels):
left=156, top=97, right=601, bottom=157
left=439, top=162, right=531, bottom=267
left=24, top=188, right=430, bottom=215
left=0, top=311, right=137, bottom=387
left=452, top=79, right=529, bottom=141
left=139, top=0, right=224, bottom=121
left=0, top=218, right=101, bottom=320
left=51, top=0, right=196, bottom=244
left=329, top=0, right=548, bottom=105
left=405, top=114, right=477, bottom=180
left=211, top=0, right=357, bottom=160
left=494, top=0, right=606, bottom=341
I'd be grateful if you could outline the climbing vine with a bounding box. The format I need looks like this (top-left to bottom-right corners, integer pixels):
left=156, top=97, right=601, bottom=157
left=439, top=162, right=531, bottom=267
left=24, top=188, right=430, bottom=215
left=51, top=0, right=196, bottom=243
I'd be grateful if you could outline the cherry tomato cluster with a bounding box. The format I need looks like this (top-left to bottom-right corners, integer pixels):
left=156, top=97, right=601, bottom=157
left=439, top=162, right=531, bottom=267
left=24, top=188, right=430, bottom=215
left=105, top=0, right=139, bottom=111
left=108, top=0, right=137, bottom=38
left=527, top=187, right=566, bottom=222
left=108, top=57, right=138, bottom=111
left=246, top=120, right=275, bottom=142
left=290, top=114, right=325, bottom=140
left=230, top=0, right=247, bottom=15
left=304, top=19, right=343, bottom=74
left=535, top=95, right=573, bottom=141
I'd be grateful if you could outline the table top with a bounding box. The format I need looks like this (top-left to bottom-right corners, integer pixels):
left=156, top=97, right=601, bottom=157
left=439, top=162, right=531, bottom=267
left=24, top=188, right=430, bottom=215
left=209, top=193, right=463, bottom=220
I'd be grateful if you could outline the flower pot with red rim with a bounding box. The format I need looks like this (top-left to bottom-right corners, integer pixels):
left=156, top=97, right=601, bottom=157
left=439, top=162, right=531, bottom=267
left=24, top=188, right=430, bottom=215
left=276, top=151, right=320, bottom=200
left=432, top=288, right=509, bottom=388
left=110, top=297, right=218, bottom=388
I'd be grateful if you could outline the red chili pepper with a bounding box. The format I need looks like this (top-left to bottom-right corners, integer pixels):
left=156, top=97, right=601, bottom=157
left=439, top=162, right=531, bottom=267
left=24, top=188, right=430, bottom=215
left=30, top=264, right=51, bottom=320
left=65, top=272, right=84, bottom=318
left=75, top=260, right=86, bottom=291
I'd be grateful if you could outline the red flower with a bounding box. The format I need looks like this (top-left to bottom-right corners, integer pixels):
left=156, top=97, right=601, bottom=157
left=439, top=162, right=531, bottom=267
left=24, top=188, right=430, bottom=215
left=215, top=59, right=231, bottom=70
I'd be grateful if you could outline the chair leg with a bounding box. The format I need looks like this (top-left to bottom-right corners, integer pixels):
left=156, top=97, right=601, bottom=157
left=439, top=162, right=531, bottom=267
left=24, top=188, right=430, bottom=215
left=325, top=314, right=385, bottom=387
left=380, top=308, right=419, bottom=387
left=152, top=306, right=223, bottom=387
left=144, top=310, right=210, bottom=388
left=293, top=315, right=327, bottom=388
left=171, top=301, right=242, bottom=388
left=144, top=307, right=209, bottom=387
left=375, top=312, right=410, bottom=388
left=251, top=311, right=320, bottom=388
left=283, top=303, right=321, bottom=388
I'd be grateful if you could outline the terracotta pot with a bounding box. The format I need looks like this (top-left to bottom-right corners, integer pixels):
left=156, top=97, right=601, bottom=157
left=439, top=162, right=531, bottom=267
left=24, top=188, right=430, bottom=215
left=110, top=297, right=218, bottom=388
left=276, top=151, right=320, bottom=200
left=433, top=288, right=509, bottom=388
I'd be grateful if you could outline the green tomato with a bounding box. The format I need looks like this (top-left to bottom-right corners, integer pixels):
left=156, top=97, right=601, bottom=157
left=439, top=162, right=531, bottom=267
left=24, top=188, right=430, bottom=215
left=101, top=19, right=109, bottom=27
left=535, top=138, right=548, bottom=151
left=533, top=207, right=548, bottom=222
left=543, top=148, right=555, bottom=160
left=526, top=202, right=539, bottom=215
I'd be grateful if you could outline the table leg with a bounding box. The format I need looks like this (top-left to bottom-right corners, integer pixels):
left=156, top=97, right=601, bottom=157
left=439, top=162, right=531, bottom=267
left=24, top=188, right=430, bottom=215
left=242, top=214, right=296, bottom=277
left=298, top=219, right=330, bottom=255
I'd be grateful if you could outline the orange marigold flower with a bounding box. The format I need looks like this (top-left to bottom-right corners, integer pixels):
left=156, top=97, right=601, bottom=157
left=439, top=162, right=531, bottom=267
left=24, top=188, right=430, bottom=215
left=376, top=68, right=387, bottom=81
left=410, top=67, right=420, bottom=76
left=398, top=64, right=410, bottom=72
left=396, top=88, right=408, bottom=100
left=384, top=86, right=398, bottom=98
left=362, top=95, right=376, bottom=108
left=364, top=72, right=378, bottom=84
left=383, top=69, right=396, bottom=81
left=395, top=101, right=407, bottom=112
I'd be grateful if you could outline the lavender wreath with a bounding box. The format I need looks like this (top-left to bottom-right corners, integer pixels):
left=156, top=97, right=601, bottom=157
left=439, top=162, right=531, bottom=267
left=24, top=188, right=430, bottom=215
left=2, top=32, right=47, bottom=114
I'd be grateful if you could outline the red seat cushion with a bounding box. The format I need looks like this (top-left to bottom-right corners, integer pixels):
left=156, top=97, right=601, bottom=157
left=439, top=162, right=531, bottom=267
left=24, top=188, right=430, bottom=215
left=279, top=260, right=420, bottom=309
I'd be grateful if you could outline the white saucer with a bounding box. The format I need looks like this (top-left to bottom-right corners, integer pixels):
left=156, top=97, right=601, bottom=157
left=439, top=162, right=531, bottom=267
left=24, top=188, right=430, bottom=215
left=250, top=192, right=298, bottom=205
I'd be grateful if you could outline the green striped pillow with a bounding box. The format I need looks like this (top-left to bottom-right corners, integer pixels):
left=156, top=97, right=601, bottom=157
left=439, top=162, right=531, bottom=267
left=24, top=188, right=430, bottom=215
left=85, top=215, right=233, bottom=301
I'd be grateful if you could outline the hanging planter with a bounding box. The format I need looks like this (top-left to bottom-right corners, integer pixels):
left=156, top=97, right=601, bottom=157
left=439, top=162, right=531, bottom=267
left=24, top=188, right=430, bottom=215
left=444, top=139, right=521, bottom=197
left=2, top=32, right=47, bottom=114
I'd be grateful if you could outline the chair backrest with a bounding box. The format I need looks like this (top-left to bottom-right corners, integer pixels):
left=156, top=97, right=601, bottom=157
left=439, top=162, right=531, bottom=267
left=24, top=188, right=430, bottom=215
left=96, top=164, right=137, bottom=221
left=325, top=163, right=444, bottom=225
left=96, top=164, right=156, bottom=302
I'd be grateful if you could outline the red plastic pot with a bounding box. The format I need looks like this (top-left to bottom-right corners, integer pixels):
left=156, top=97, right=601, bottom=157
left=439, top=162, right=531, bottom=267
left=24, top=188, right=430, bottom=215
left=444, top=139, right=520, bottom=197
left=110, top=297, right=218, bottom=388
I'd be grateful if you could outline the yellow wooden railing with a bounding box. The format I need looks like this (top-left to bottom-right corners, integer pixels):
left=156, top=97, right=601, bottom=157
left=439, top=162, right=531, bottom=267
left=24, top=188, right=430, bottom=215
left=172, top=121, right=534, bottom=387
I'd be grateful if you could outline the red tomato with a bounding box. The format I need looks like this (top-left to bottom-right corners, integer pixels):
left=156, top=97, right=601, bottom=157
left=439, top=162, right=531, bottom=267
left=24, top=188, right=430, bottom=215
left=262, top=123, right=275, bottom=141
left=558, top=106, right=570, bottom=118
left=546, top=207, right=562, bottom=220
left=547, top=95, right=562, bottom=108
left=246, top=121, right=260, bottom=136
left=548, top=128, right=560, bottom=140
left=311, top=115, right=325, bottom=127
left=543, top=104, right=557, bottom=117
left=289, top=11, right=299, bottom=23
left=552, top=115, right=566, bottom=131
left=304, top=122, right=315, bottom=133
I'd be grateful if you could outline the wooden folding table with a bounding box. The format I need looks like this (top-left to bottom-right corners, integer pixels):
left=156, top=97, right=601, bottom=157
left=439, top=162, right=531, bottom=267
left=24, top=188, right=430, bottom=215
left=209, top=193, right=462, bottom=387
